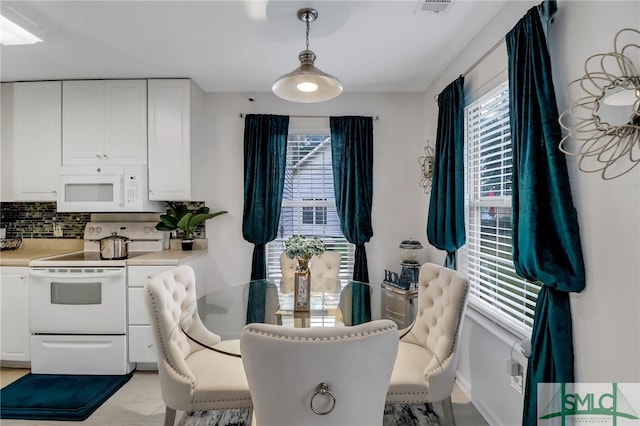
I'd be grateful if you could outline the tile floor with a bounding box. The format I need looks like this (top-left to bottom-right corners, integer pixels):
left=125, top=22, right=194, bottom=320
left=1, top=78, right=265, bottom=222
left=1, top=368, right=488, bottom=425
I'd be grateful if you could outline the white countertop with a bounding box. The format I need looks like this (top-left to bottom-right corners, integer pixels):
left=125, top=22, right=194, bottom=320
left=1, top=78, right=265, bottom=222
left=0, top=239, right=83, bottom=267
left=0, top=238, right=206, bottom=267
left=126, top=249, right=207, bottom=266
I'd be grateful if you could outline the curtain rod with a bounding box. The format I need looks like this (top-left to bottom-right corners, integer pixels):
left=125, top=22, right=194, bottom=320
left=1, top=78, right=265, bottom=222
left=434, top=38, right=506, bottom=103
left=461, top=38, right=506, bottom=78
left=239, top=113, right=379, bottom=121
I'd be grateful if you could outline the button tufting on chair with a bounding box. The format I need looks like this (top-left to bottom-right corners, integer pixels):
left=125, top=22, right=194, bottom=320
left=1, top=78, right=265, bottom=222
left=241, top=320, right=398, bottom=426
left=387, top=263, right=469, bottom=426
left=145, top=265, right=252, bottom=426
left=279, top=251, right=341, bottom=294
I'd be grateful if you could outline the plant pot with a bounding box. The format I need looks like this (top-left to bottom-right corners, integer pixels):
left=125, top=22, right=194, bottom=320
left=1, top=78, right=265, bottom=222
left=181, top=239, right=194, bottom=251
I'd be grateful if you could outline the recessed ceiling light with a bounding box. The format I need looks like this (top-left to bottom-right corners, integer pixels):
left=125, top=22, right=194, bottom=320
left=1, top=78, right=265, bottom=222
left=0, top=14, right=43, bottom=46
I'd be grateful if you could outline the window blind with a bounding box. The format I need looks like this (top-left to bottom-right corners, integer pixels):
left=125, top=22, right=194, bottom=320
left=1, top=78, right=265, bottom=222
left=266, top=133, right=355, bottom=284
left=459, top=81, right=539, bottom=338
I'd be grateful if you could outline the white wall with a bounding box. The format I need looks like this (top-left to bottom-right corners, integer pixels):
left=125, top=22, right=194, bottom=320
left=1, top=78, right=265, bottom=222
left=198, top=92, right=428, bottom=293
left=422, top=1, right=640, bottom=424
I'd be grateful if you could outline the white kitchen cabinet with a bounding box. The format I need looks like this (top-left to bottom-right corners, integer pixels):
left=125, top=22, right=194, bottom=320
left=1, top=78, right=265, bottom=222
left=147, top=79, right=206, bottom=201
left=1, top=267, right=30, bottom=362
left=62, top=80, right=147, bottom=165
left=0, top=83, right=13, bottom=201
left=127, top=265, right=172, bottom=364
left=1, top=82, right=61, bottom=201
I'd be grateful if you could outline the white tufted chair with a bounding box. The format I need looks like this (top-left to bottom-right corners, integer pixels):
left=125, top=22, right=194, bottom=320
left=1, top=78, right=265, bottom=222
left=144, top=265, right=252, bottom=426
left=279, top=251, right=341, bottom=294
left=279, top=252, right=297, bottom=293
left=240, top=319, right=399, bottom=426
left=386, top=262, right=469, bottom=426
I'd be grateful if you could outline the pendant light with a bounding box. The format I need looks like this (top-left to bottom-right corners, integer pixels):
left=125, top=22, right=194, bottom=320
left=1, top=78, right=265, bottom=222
left=272, top=8, right=343, bottom=103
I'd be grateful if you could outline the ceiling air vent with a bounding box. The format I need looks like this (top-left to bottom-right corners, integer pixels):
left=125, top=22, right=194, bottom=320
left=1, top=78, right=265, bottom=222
left=418, top=0, right=453, bottom=14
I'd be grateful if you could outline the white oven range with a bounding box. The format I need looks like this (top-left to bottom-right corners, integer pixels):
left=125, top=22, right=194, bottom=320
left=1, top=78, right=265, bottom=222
left=28, top=221, right=163, bottom=375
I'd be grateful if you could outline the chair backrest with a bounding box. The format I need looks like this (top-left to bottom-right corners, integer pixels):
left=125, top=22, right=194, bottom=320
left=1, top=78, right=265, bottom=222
left=280, top=251, right=341, bottom=294
left=401, top=263, right=468, bottom=375
left=145, top=265, right=217, bottom=402
left=335, top=282, right=354, bottom=327
left=240, top=319, right=399, bottom=426
left=279, top=252, right=298, bottom=293
left=309, top=251, right=341, bottom=293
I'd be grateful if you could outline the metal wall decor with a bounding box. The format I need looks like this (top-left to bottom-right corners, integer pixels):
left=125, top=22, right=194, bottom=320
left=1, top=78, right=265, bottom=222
left=558, top=28, right=640, bottom=180
left=418, top=141, right=435, bottom=193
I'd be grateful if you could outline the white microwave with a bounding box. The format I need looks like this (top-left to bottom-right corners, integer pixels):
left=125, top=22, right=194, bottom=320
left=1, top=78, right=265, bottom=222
left=57, top=165, right=164, bottom=212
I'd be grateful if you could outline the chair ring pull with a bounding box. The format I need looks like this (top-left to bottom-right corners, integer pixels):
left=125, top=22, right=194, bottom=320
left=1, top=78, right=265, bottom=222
left=310, top=382, right=335, bottom=415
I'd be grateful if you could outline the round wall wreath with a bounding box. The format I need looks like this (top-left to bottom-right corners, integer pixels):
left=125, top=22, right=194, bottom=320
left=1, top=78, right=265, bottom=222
left=558, top=28, right=640, bottom=180
left=418, top=141, right=435, bottom=194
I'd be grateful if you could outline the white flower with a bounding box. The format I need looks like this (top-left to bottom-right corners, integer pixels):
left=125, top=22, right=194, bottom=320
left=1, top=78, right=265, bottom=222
left=284, top=235, right=326, bottom=260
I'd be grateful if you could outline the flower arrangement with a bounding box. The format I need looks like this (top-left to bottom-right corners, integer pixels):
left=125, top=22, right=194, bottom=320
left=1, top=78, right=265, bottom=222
left=284, top=235, right=326, bottom=271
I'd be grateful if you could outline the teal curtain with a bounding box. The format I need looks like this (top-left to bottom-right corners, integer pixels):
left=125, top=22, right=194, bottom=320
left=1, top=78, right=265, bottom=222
left=506, top=3, right=586, bottom=425
left=426, top=76, right=466, bottom=269
left=330, top=116, right=374, bottom=325
left=242, top=114, right=289, bottom=323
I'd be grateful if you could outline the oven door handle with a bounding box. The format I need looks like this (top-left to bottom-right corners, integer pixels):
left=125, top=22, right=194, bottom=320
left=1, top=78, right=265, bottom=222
left=29, top=269, right=125, bottom=279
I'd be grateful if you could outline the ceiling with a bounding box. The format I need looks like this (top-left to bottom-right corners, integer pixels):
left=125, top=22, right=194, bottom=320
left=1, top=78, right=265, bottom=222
left=0, top=1, right=508, bottom=94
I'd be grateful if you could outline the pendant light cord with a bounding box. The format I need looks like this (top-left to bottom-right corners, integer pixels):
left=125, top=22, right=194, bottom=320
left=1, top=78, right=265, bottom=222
left=305, top=14, right=311, bottom=50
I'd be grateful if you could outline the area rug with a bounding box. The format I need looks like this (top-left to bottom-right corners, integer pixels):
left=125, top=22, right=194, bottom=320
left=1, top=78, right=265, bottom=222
left=179, top=402, right=442, bottom=426
left=0, top=372, right=133, bottom=421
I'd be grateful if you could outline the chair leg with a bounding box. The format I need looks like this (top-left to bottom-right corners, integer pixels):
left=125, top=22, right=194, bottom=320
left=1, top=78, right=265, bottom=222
left=164, top=406, right=177, bottom=426
left=441, top=396, right=456, bottom=426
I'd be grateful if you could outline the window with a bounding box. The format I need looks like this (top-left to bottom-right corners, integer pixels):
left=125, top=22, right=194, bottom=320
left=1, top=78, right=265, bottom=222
left=266, top=130, right=355, bottom=283
left=458, top=81, right=540, bottom=338
left=302, top=201, right=327, bottom=225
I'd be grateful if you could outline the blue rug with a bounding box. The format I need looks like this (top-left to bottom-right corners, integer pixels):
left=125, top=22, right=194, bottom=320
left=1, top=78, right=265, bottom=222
left=0, top=372, right=133, bottom=421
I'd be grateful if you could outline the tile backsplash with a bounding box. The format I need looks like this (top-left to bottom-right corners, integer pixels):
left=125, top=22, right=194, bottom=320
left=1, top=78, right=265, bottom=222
left=0, top=202, right=89, bottom=239
left=0, top=201, right=207, bottom=239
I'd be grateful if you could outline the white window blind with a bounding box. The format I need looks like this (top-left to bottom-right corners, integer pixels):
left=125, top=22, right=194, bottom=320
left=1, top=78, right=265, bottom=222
left=459, top=81, right=540, bottom=338
left=266, top=132, right=355, bottom=283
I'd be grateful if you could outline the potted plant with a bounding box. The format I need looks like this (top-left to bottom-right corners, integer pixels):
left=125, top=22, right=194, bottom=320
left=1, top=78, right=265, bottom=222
left=284, top=235, right=326, bottom=272
left=156, top=202, right=228, bottom=251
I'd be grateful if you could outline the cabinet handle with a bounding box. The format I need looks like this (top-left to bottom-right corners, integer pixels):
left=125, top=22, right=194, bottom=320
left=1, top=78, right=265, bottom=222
left=96, top=154, right=102, bottom=159
left=147, top=344, right=153, bottom=348
left=52, top=190, right=57, bottom=195
left=103, top=154, right=109, bottom=159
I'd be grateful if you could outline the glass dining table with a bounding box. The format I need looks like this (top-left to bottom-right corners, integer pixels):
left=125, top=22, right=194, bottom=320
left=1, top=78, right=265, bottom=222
left=180, top=279, right=384, bottom=357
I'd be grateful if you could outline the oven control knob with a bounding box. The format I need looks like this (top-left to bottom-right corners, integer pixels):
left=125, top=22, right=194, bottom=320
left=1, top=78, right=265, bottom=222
left=143, top=226, right=152, bottom=234
left=95, top=226, right=102, bottom=234
left=87, top=226, right=95, bottom=234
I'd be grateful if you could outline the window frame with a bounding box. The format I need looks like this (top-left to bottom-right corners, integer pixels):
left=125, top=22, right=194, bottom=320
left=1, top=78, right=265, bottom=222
left=266, top=125, right=355, bottom=284
left=459, top=80, right=540, bottom=339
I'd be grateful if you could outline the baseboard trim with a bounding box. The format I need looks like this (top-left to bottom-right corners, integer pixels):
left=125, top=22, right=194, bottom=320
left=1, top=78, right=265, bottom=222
left=455, top=374, right=501, bottom=426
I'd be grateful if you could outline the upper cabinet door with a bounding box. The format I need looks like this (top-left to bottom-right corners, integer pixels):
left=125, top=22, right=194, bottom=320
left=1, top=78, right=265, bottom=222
left=104, top=80, right=147, bottom=163
left=62, top=80, right=147, bottom=165
left=147, top=79, right=192, bottom=200
left=62, top=81, right=104, bottom=164
left=13, top=82, right=62, bottom=201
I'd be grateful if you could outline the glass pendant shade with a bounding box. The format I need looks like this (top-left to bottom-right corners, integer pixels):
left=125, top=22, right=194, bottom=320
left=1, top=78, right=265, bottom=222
left=272, top=8, right=343, bottom=103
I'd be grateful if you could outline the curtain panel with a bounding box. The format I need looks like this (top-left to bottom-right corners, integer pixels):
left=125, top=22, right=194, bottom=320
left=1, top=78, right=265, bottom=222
left=426, top=76, right=466, bottom=269
left=242, top=114, right=289, bottom=323
left=506, top=2, right=586, bottom=425
left=330, top=116, right=374, bottom=325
